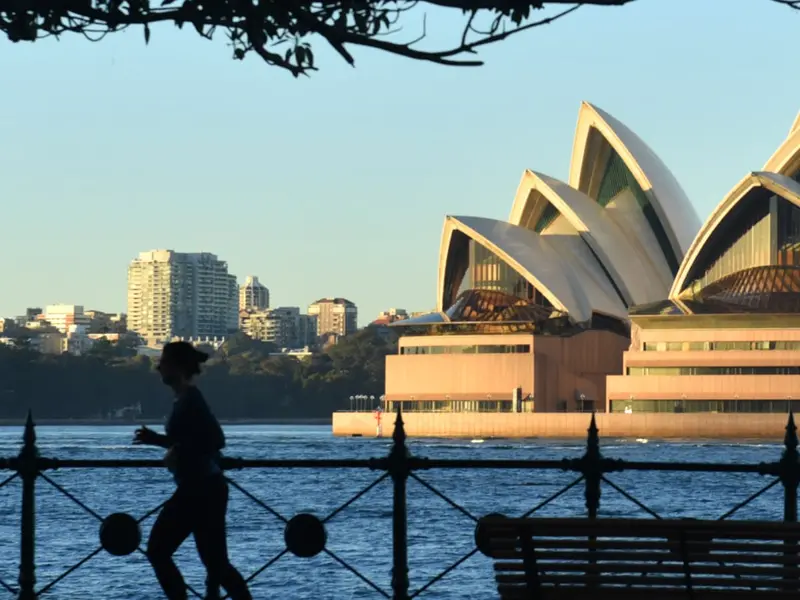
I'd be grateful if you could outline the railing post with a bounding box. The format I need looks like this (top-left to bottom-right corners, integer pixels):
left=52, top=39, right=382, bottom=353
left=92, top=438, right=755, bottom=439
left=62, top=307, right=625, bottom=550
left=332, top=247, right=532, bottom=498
left=18, top=411, right=38, bottom=600
left=584, top=412, right=601, bottom=519
left=388, top=407, right=409, bottom=600
left=780, top=411, right=799, bottom=522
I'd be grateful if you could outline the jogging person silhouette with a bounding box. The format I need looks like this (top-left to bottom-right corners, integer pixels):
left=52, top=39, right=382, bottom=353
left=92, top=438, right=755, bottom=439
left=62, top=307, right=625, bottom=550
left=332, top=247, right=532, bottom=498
left=133, top=341, right=252, bottom=600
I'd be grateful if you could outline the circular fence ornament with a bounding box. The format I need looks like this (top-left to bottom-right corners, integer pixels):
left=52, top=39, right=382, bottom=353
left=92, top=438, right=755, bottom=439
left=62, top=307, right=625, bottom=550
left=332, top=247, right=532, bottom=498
left=475, top=513, right=507, bottom=557
left=100, top=512, right=141, bottom=556
left=284, top=513, right=327, bottom=558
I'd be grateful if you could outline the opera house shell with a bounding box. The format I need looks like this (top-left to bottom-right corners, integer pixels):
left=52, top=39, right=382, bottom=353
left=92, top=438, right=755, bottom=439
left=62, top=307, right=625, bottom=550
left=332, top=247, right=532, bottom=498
left=385, top=102, right=702, bottom=413
left=607, top=112, right=800, bottom=414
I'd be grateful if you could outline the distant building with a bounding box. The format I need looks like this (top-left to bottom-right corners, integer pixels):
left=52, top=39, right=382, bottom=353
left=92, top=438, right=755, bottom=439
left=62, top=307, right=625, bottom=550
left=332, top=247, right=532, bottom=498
left=298, top=314, right=318, bottom=348
left=0, top=333, right=63, bottom=354
left=239, top=276, right=270, bottom=311
left=127, top=250, right=238, bottom=344
left=85, top=310, right=127, bottom=334
left=43, top=305, right=91, bottom=334
left=0, top=318, right=12, bottom=333
left=171, top=336, right=227, bottom=351
left=308, top=298, right=358, bottom=338
left=62, top=324, right=93, bottom=356
left=269, top=347, right=314, bottom=360
left=240, top=307, right=316, bottom=348
left=373, top=308, right=409, bottom=326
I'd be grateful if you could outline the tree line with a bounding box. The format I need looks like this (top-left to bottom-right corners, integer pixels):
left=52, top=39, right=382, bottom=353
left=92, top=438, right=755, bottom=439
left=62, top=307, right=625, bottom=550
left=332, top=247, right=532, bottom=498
left=0, top=328, right=396, bottom=420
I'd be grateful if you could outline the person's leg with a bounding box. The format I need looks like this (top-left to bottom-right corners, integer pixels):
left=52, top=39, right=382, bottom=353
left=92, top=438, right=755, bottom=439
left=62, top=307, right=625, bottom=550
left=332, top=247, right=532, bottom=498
left=204, top=575, right=221, bottom=600
left=147, top=491, right=193, bottom=600
left=194, top=478, right=252, bottom=600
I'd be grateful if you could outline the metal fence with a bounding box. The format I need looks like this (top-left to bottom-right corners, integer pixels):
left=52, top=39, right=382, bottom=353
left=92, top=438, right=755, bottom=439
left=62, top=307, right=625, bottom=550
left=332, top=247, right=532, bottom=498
left=0, top=409, right=799, bottom=600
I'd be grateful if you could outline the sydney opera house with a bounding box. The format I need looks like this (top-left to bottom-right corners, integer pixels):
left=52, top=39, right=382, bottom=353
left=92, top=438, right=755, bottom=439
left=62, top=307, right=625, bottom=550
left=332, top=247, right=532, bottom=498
left=385, top=101, right=800, bottom=415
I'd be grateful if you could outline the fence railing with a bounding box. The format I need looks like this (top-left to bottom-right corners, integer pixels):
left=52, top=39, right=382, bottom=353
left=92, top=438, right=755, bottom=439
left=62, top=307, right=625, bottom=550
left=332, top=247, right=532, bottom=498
left=0, top=408, right=799, bottom=599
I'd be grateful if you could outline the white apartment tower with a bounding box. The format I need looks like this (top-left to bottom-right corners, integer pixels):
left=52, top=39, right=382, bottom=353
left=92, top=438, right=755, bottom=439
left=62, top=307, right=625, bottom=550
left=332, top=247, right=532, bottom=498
left=239, top=276, right=270, bottom=311
left=127, top=250, right=238, bottom=344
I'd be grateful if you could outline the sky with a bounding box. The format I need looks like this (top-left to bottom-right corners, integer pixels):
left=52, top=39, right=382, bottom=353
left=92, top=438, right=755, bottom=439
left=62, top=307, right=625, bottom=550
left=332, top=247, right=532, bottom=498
left=2, top=0, right=800, bottom=325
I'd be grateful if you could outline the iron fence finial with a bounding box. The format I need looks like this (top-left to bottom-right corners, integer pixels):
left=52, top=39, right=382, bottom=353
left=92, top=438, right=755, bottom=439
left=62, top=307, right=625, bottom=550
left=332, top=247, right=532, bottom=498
left=583, top=412, right=601, bottom=519
left=22, top=411, right=36, bottom=455
left=784, top=411, right=798, bottom=455
left=393, top=405, right=406, bottom=446
left=587, top=411, right=600, bottom=458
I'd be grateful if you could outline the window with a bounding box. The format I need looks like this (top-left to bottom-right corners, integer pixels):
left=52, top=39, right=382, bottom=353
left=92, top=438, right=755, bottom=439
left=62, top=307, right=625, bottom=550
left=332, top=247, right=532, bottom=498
left=401, top=344, right=532, bottom=355
left=611, top=399, right=800, bottom=414
left=642, top=340, right=800, bottom=351
left=627, top=366, right=800, bottom=376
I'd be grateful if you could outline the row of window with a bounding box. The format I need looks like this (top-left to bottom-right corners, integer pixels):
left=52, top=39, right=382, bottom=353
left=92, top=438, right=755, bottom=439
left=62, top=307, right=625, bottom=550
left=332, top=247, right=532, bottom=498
left=627, top=366, right=800, bottom=376
left=642, top=341, right=800, bottom=352
left=385, top=400, right=528, bottom=413
left=610, top=400, right=800, bottom=414
left=400, top=344, right=531, bottom=355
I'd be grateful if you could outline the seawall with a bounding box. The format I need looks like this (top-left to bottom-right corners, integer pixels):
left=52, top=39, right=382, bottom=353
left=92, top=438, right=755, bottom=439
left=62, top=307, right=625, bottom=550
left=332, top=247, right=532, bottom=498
left=332, top=412, right=793, bottom=439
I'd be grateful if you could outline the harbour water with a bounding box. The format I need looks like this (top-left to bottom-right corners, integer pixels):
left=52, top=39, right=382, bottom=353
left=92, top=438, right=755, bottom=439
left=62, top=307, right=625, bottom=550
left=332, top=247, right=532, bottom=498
left=0, top=425, right=789, bottom=599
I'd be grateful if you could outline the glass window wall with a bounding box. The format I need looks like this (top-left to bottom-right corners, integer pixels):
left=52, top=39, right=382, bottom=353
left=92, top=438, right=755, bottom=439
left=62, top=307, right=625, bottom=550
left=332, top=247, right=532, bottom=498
left=641, top=341, right=800, bottom=351
left=627, top=366, right=800, bottom=376
left=401, top=344, right=531, bottom=355
left=595, top=149, right=679, bottom=275
left=611, top=399, right=800, bottom=413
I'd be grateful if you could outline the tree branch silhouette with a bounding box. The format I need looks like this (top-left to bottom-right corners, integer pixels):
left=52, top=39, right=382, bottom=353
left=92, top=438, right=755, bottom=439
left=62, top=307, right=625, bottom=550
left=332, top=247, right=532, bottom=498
left=0, top=0, right=633, bottom=75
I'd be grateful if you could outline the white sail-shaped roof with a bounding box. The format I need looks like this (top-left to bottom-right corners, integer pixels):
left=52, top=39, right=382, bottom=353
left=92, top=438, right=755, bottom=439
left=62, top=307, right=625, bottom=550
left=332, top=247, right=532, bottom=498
left=763, top=125, right=800, bottom=179
left=569, top=102, right=698, bottom=279
left=670, top=172, right=800, bottom=298
left=508, top=170, right=671, bottom=305
left=437, top=215, right=628, bottom=323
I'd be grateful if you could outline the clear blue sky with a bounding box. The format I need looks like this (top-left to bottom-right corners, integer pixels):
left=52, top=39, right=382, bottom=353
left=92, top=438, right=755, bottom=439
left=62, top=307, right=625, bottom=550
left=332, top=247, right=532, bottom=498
left=1, top=0, right=799, bottom=324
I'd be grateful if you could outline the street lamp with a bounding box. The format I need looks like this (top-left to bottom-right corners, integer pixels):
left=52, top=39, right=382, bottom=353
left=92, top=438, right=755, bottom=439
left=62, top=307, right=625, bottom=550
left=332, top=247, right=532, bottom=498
left=349, top=395, right=354, bottom=412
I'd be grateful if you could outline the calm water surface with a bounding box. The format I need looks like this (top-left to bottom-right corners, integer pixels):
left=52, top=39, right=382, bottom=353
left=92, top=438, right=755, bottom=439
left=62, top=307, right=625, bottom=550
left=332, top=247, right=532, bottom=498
left=0, top=425, right=789, bottom=599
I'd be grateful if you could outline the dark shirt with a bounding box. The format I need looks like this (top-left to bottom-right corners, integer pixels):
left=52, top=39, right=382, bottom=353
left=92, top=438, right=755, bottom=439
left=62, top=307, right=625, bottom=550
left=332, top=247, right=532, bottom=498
left=164, top=385, right=225, bottom=486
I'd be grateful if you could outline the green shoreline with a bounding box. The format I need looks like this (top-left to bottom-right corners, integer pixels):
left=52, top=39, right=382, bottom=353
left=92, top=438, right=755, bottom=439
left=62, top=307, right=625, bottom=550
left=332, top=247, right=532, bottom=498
left=0, top=418, right=332, bottom=427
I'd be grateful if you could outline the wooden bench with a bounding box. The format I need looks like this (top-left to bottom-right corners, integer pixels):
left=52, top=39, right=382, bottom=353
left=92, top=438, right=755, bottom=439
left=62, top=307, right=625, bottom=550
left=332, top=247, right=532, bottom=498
left=481, top=517, right=800, bottom=599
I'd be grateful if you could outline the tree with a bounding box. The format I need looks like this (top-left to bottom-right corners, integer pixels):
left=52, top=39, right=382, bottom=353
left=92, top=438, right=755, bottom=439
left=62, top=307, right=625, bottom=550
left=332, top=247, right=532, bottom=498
left=0, top=1, right=648, bottom=76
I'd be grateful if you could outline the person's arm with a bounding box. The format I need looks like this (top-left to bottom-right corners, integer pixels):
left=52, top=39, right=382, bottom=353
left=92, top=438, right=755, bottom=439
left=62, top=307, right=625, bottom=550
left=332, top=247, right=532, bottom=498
left=132, top=426, right=171, bottom=448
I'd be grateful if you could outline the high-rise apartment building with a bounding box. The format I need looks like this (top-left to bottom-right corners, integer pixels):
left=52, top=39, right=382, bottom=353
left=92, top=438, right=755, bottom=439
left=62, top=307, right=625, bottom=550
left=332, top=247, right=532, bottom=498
left=127, top=250, right=238, bottom=344
left=308, top=298, right=358, bottom=337
left=239, top=276, right=270, bottom=311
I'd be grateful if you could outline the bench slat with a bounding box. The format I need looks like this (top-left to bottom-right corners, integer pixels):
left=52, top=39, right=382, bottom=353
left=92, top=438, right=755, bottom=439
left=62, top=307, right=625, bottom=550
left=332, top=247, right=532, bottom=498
left=491, top=550, right=800, bottom=565
left=497, top=587, right=800, bottom=600
left=485, top=518, right=800, bottom=538
left=488, top=540, right=800, bottom=554
left=498, top=573, right=800, bottom=588
left=494, top=560, right=800, bottom=576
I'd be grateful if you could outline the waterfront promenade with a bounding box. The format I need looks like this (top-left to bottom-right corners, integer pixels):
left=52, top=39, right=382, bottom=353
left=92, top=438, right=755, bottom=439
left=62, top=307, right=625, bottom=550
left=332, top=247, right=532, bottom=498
left=0, top=411, right=798, bottom=598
